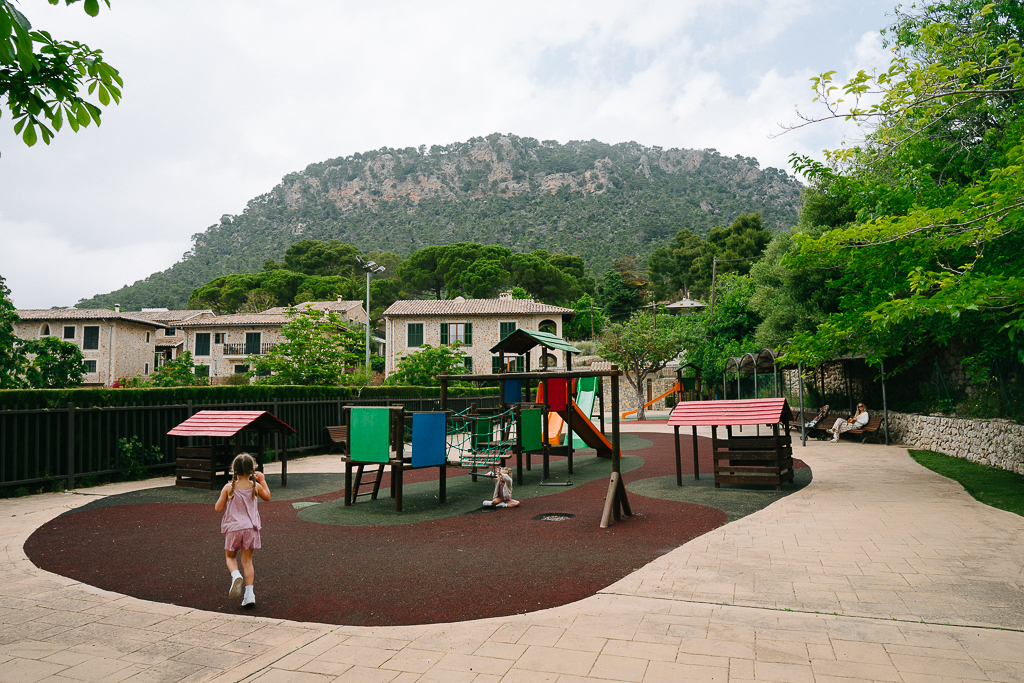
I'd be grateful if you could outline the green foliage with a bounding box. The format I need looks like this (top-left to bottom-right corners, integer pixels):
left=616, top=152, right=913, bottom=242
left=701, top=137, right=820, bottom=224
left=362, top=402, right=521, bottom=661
left=386, top=343, right=467, bottom=387
left=146, top=351, right=209, bottom=387
left=23, top=336, right=87, bottom=388
left=782, top=0, right=1024, bottom=381
left=282, top=239, right=362, bottom=277
left=249, top=308, right=365, bottom=385
left=562, top=293, right=608, bottom=340
left=647, top=213, right=772, bottom=302
left=909, top=449, right=1024, bottom=518
left=1, top=0, right=122, bottom=157
left=596, top=269, right=644, bottom=322
left=597, top=312, right=686, bottom=419
left=370, top=356, right=385, bottom=373
left=116, top=436, right=163, bottom=480
left=678, top=274, right=764, bottom=385
left=1, top=275, right=87, bottom=388
left=76, top=137, right=801, bottom=311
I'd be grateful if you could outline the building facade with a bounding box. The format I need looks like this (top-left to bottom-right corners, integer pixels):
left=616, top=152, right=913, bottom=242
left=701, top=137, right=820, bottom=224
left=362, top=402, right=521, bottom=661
left=134, top=309, right=216, bottom=366
left=382, top=294, right=574, bottom=378
left=13, top=308, right=167, bottom=387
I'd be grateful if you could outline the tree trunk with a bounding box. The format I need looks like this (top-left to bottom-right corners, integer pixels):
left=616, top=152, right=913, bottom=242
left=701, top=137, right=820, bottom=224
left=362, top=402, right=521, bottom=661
left=636, top=381, right=647, bottom=420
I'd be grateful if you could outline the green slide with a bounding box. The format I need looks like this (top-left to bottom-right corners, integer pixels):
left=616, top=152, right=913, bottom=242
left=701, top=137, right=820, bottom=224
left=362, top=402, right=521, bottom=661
left=571, top=376, right=599, bottom=449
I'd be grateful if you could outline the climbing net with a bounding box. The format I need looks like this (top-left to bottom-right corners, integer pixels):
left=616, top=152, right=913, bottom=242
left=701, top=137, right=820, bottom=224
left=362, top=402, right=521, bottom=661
left=446, top=407, right=517, bottom=469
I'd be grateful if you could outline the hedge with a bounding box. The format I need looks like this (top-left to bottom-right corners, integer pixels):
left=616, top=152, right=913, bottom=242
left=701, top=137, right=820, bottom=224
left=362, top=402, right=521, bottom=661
left=0, top=384, right=496, bottom=410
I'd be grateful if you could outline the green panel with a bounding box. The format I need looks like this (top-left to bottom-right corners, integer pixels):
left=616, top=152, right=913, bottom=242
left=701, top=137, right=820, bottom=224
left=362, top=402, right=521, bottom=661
left=521, top=408, right=543, bottom=451
left=349, top=408, right=391, bottom=463
left=440, top=323, right=448, bottom=345
left=465, top=322, right=473, bottom=346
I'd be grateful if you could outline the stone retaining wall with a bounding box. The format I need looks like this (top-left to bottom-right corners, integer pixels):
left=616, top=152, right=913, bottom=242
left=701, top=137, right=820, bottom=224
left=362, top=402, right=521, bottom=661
left=887, top=411, right=1024, bottom=474
left=599, top=376, right=677, bottom=414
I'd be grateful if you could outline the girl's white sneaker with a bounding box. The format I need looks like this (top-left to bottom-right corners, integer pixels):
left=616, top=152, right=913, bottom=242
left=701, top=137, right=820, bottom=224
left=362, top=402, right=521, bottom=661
left=241, top=593, right=255, bottom=608
left=229, top=576, right=244, bottom=600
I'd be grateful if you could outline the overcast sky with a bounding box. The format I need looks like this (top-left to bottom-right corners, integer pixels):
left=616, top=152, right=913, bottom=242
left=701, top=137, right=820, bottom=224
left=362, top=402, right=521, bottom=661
left=0, top=0, right=896, bottom=309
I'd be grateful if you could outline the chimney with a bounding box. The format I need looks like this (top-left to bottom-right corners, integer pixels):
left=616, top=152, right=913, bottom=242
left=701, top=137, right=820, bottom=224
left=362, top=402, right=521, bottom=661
left=498, top=290, right=512, bottom=300
left=114, top=304, right=121, bottom=313
left=337, top=295, right=343, bottom=302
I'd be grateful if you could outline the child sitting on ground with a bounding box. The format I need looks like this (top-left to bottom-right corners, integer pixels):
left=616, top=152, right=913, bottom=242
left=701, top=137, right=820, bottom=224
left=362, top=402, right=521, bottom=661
left=482, top=467, right=519, bottom=508
left=214, top=453, right=271, bottom=608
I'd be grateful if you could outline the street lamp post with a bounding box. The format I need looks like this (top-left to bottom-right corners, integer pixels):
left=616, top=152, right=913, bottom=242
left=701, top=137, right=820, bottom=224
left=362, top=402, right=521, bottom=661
left=357, top=256, right=385, bottom=370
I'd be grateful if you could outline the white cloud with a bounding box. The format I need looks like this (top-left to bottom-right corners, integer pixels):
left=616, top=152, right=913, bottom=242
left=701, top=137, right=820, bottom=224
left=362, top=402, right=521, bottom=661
left=0, top=0, right=896, bottom=309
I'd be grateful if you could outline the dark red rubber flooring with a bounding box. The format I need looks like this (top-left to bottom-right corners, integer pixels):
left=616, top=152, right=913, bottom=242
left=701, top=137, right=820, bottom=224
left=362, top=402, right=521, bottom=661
left=26, top=432, right=806, bottom=626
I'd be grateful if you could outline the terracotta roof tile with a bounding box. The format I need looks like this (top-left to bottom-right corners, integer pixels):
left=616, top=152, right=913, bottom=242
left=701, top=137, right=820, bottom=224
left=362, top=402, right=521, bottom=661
left=384, top=298, right=573, bottom=317
left=168, top=410, right=295, bottom=437
left=177, top=313, right=290, bottom=327
left=16, top=309, right=167, bottom=327
left=261, top=300, right=365, bottom=315
left=135, top=309, right=215, bottom=322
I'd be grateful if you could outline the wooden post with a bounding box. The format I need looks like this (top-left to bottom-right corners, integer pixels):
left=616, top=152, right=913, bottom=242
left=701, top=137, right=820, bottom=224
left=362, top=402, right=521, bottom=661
left=712, top=424, right=720, bottom=488
left=600, top=472, right=619, bottom=528
left=344, top=460, right=353, bottom=506
left=542, top=377, right=550, bottom=480
left=66, top=402, right=75, bottom=490
left=439, top=373, right=448, bottom=411
left=691, top=425, right=700, bottom=480
left=566, top=376, right=574, bottom=475
left=673, top=424, right=682, bottom=486
left=281, top=429, right=289, bottom=487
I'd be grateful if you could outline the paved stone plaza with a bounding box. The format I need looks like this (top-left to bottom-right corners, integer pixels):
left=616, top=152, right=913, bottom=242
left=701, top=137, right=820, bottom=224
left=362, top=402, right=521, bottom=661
left=2, top=422, right=1023, bottom=682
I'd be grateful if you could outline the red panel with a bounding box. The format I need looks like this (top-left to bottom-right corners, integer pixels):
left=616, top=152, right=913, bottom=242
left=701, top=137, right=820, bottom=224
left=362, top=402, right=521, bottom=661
left=667, top=398, right=792, bottom=427
left=546, top=378, right=568, bottom=411
left=167, top=410, right=295, bottom=437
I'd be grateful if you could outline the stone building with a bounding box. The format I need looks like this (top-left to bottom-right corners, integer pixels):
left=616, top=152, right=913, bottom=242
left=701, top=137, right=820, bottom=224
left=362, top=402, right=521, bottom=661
left=13, top=308, right=166, bottom=387
left=176, top=312, right=290, bottom=383
left=134, top=308, right=216, bottom=366
left=261, top=298, right=367, bottom=326
left=382, top=293, right=574, bottom=378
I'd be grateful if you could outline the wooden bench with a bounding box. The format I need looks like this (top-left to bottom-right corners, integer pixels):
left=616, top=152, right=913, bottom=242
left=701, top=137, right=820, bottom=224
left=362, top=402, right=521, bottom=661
left=325, top=426, right=348, bottom=454
left=841, top=415, right=885, bottom=443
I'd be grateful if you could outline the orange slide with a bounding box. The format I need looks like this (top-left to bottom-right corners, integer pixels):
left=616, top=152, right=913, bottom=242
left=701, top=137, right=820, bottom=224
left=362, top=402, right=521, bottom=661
left=536, top=383, right=612, bottom=454
left=621, top=382, right=681, bottom=419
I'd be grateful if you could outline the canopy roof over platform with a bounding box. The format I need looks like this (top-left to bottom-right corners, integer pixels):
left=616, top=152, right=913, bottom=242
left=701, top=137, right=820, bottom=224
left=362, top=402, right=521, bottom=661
left=490, top=329, right=581, bottom=356
left=668, top=398, right=793, bottom=427
left=168, top=410, right=296, bottom=438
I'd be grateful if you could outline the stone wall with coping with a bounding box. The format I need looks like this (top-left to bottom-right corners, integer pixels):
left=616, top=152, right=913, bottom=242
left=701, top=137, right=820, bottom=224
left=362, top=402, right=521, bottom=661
left=886, top=411, right=1024, bottom=474
left=599, top=376, right=678, bottom=414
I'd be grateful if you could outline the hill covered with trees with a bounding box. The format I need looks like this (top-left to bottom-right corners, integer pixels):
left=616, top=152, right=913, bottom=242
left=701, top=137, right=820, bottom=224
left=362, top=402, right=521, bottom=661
left=77, top=135, right=802, bottom=310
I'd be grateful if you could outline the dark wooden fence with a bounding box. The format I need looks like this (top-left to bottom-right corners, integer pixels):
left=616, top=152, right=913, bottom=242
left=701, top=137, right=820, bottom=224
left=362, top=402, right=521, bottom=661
left=0, top=394, right=500, bottom=489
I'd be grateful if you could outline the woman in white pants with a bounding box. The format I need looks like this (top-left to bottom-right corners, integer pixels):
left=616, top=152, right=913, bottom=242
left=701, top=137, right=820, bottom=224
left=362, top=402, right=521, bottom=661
left=830, top=403, right=868, bottom=442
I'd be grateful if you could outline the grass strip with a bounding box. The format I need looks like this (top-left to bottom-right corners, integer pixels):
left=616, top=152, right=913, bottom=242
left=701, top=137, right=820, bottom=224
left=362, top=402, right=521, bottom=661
left=909, top=449, right=1024, bottom=517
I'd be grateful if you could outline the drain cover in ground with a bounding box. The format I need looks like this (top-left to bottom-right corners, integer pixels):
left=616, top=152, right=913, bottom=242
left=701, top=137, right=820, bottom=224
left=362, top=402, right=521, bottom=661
left=533, top=513, right=575, bottom=521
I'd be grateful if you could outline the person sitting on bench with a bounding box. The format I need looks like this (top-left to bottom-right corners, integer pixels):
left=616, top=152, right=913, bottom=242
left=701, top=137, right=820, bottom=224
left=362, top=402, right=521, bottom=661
left=829, top=403, right=869, bottom=443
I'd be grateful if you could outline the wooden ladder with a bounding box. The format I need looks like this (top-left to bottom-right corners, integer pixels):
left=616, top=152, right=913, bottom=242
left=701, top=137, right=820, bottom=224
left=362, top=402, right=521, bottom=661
left=350, top=463, right=385, bottom=503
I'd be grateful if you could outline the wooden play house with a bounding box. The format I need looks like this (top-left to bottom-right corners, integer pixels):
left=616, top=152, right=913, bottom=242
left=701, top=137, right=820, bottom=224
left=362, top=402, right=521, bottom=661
left=667, top=398, right=794, bottom=491
left=168, top=410, right=295, bottom=489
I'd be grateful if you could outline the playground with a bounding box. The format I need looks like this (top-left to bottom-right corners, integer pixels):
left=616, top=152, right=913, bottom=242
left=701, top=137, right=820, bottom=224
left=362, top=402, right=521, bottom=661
left=24, top=430, right=810, bottom=626
left=25, top=331, right=814, bottom=627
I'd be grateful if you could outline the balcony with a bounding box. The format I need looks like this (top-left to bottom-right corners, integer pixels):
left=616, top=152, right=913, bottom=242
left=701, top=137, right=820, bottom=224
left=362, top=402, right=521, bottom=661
left=222, top=342, right=278, bottom=356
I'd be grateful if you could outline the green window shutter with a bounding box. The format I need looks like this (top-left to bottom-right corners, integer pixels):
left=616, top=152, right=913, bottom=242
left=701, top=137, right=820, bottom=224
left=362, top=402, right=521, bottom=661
left=500, top=322, right=516, bottom=339
left=194, top=333, right=211, bottom=356
left=407, top=323, right=423, bottom=347
left=464, top=322, right=472, bottom=346
left=464, top=356, right=473, bottom=371
left=492, top=356, right=500, bottom=373
left=440, top=323, right=448, bottom=345
left=517, top=356, right=525, bottom=372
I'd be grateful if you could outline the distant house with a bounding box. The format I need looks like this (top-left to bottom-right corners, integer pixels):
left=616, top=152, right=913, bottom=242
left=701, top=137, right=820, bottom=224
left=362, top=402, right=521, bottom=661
left=13, top=307, right=167, bottom=387
left=175, top=299, right=368, bottom=383
left=382, top=292, right=574, bottom=377
left=643, top=297, right=707, bottom=316
left=176, top=312, right=289, bottom=383
left=134, top=308, right=216, bottom=366
left=261, top=298, right=367, bottom=326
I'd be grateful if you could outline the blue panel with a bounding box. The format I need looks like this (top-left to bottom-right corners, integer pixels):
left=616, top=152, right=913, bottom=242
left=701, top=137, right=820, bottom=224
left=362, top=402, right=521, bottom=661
left=503, top=380, right=522, bottom=404
left=411, top=412, right=447, bottom=468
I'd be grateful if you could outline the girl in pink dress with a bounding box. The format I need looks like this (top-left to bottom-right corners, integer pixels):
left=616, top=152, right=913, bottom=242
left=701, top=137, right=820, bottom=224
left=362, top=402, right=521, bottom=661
left=214, top=454, right=271, bottom=608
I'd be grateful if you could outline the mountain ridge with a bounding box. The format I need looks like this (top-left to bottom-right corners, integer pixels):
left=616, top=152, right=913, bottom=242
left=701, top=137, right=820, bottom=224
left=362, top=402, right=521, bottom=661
left=78, top=134, right=803, bottom=310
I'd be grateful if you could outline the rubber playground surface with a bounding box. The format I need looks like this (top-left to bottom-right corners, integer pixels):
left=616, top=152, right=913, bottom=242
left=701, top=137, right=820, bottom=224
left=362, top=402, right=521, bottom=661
left=26, top=432, right=809, bottom=627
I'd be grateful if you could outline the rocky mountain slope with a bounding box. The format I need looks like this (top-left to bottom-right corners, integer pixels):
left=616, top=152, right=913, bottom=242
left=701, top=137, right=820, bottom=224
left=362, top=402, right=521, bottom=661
left=78, top=134, right=803, bottom=310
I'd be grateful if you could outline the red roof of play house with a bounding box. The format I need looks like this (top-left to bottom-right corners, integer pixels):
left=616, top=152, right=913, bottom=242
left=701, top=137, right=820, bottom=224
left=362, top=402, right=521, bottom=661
left=668, top=398, right=793, bottom=427
left=167, top=410, right=295, bottom=437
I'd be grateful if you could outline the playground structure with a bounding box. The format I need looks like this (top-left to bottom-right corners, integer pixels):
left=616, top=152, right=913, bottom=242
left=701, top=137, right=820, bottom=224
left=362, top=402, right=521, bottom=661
left=168, top=410, right=296, bottom=489
left=338, top=329, right=632, bottom=525
left=668, top=398, right=795, bottom=491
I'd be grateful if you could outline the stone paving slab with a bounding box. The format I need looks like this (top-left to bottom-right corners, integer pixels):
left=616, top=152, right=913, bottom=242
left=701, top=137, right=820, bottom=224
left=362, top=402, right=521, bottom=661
left=1, top=427, right=1023, bottom=682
